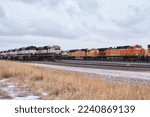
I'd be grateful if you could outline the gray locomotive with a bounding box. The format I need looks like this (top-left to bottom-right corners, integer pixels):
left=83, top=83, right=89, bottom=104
left=0, top=45, right=61, bottom=61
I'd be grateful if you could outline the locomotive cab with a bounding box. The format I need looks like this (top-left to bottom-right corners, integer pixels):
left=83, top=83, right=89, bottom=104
left=132, top=45, right=142, bottom=49
left=26, top=46, right=37, bottom=55
left=130, top=45, right=145, bottom=56
left=48, top=45, right=61, bottom=55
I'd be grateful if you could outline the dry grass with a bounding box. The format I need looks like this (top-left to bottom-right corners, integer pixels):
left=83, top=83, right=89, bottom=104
left=0, top=90, right=10, bottom=99
left=0, top=60, right=150, bottom=100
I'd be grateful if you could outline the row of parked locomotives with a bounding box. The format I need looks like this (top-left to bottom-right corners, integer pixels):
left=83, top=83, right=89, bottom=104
left=0, top=44, right=150, bottom=62
left=0, top=45, right=61, bottom=61
left=63, top=45, right=150, bottom=62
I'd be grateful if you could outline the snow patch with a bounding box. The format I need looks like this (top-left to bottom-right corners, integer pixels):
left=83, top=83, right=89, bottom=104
left=0, top=79, right=40, bottom=100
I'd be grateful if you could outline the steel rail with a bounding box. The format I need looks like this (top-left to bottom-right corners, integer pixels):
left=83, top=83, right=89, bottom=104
left=59, top=60, right=150, bottom=69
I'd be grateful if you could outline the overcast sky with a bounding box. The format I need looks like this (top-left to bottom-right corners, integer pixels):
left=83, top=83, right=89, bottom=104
left=0, top=0, right=150, bottom=50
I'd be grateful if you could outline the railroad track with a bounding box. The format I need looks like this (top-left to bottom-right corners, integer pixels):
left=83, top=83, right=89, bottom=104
left=60, top=60, right=150, bottom=68
left=27, top=60, right=150, bottom=71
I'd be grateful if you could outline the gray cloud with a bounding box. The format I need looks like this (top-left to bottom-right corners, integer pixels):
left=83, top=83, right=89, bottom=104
left=76, top=0, right=100, bottom=13
left=0, top=1, right=85, bottom=38
left=0, top=0, right=149, bottom=50
left=112, top=5, right=150, bottom=35
left=0, top=5, right=5, bottom=17
left=13, top=0, right=62, bottom=7
left=0, top=17, right=82, bottom=39
left=12, top=0, right=40, bottom=4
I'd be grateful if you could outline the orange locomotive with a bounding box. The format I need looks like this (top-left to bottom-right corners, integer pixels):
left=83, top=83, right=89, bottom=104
left=87, top=49, right=99, bottom=59
left=68, top=49, right=87, bottom=59
left=68, top=48, right=99, bottom=60
left=148, top=45, right=150, bottom=61
left=148, top=45, right=150, bottom=56
left=66, top=44, right=146, bottom=61
left=104, top=45, right=145, bottom=61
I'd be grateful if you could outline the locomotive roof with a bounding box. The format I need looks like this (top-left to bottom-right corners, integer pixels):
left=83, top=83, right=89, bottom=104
left=69, top=49, right=79, bottom=52
left=80, top=49, right=88, bottom=51
left=36, top=45, right=61, bottom=50
left=36, top=46, right=49, bottom=50
left=97, top=48, right=108, bottom=51
left=7, top=49, right=13, bottom=52
left=51, top=45, right=61, bottom=48
left=69, top=49, right=88, bottom=52
left=26, top=46, right=36, bottom=50
left=18, top=47, right=26, bottom=51
left=12, top=49, right=17, bottom=52
left=117, top=45, right=130, bottom=49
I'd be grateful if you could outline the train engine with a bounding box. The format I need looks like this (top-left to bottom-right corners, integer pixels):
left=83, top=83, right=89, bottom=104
left=104, top=45, right=145, bottom=61
left=36, top=45, right=62, bottom=61
left=67, top=49, right=87, bottom=60
left=147, top=45, right=150, bottom=61
left=0, top=45, right=62, bottom=61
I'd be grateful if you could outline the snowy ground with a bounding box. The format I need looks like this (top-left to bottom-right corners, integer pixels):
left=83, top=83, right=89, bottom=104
left=0, top=79, right=40, bottom=100
left=31, top=63, right=150, bottom=80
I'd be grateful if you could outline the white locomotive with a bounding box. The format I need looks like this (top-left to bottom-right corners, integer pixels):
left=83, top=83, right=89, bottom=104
left=0, top=45, right=62, bottom=61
